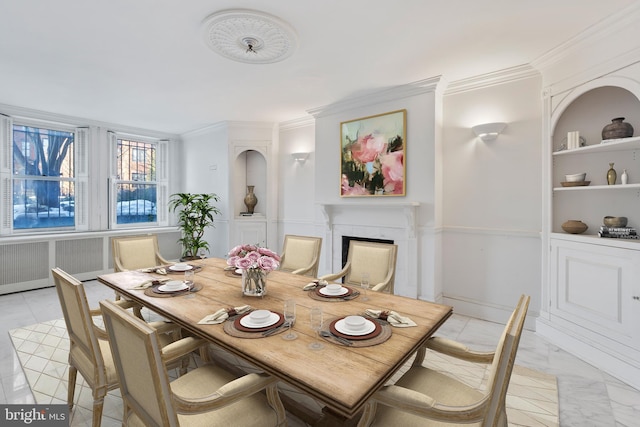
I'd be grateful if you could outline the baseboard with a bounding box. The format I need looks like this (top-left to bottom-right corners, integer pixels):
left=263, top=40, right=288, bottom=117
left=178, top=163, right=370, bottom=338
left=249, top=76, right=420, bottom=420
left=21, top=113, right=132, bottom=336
left=537, top=317, right=640, bottom=391
left=442, top=295, right=538, bottom=331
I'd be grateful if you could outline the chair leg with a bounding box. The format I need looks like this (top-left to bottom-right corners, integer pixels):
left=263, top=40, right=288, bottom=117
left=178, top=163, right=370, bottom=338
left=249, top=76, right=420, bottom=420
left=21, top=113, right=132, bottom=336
left=91, top=398, right=104, bottom=427
left=67, top=366, right=77, bottom=412
left=265, top=383, right=287, bottom=426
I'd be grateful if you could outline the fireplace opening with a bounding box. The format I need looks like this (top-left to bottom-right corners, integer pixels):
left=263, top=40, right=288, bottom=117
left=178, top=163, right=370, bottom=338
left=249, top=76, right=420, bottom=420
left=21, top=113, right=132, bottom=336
left=341, top=236, right=394, bottom=268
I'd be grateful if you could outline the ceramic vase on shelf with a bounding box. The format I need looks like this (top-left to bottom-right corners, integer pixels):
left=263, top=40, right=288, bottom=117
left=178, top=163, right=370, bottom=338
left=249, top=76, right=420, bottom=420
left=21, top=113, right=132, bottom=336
left=602, top=117, right=634, bottom=140
left=621, top=169, right=628, bottom=185
left=243, top=185, right=258, bottom=214
left=242, top=269, right=266, bottom=297
left=607, top=163, right=617, bottom=185
left=561, top=220, right=588, bottom=234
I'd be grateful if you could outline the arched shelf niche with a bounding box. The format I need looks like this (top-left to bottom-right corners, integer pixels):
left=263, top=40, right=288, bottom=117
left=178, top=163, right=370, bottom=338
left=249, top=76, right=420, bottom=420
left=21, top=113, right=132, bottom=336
left=233, top=148, right=268, bottom=217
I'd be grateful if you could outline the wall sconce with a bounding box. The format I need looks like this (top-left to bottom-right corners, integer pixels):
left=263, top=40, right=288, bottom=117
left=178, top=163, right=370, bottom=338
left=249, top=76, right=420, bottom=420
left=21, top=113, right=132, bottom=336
left=291, top=152, right=310, bottom=163
left=472, top=122, right=507, bottom=142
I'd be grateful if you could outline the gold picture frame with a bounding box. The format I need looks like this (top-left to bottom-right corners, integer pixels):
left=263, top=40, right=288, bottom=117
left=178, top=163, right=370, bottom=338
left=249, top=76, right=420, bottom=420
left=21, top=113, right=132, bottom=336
left=340, top=109, right=406, bottom=197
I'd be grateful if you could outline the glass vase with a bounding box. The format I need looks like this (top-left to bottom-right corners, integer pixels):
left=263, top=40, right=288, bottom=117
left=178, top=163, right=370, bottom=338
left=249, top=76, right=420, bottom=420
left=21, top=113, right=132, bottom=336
left=242, top=269, right=267, bottom=297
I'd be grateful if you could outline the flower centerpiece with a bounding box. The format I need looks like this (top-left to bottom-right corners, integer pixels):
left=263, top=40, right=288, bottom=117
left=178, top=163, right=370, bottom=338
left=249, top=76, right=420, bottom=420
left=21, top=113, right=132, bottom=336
left=227, top=244, right=280, bottom=297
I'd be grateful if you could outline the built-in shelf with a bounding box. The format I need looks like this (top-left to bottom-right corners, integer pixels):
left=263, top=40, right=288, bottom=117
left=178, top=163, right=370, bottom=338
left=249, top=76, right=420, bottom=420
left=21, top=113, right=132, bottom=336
left=553, top=183, right=640, bottom=191
left=553, top=136, right=640, bottom=156
left=551, top=232, right=640, bottom=249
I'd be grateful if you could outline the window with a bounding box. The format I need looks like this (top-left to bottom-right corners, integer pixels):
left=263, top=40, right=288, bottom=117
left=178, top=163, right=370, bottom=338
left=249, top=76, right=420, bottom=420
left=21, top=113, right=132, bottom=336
left=10, top=124, right=76, bottom=230
left=110, top=134, right=167, bottom=227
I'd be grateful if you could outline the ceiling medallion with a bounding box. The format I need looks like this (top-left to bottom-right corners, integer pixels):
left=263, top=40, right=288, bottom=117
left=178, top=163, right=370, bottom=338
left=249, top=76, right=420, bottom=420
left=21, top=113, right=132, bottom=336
left=202, top=9, right=298, bottom=64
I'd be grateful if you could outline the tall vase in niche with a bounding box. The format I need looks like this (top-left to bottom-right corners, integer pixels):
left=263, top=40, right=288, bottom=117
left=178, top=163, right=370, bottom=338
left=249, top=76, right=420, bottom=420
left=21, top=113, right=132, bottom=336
left=607, top=163, right=617, bottom=185
left=621, top=169, right=629, bottom=185
left=243, top=185, right=258, bottom=214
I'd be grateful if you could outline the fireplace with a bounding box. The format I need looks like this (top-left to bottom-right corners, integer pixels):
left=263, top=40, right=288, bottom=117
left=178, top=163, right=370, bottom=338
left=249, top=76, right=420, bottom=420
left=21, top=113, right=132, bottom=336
left=341, top=235, right=394, bottom=268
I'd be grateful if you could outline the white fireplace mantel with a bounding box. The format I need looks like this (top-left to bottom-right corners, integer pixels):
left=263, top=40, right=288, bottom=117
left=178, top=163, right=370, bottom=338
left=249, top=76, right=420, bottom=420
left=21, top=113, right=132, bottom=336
left=317, top=202, right=420, bottom=238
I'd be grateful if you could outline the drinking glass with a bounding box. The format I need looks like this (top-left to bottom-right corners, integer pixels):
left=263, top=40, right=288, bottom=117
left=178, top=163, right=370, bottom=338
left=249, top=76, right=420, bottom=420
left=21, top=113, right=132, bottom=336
left=361, top=272, right=370, bottom=301
left=308, top=306, right=324, bottom=350
left=198, top=249, right=207, bottom=260
left=282, top=299, right=297, bottom=340
left=183, top=270, right=196, bottom=299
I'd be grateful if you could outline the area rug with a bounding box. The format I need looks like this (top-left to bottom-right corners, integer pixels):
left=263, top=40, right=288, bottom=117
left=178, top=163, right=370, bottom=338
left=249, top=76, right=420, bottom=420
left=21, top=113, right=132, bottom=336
left=9, top=319, right=558, bottom=426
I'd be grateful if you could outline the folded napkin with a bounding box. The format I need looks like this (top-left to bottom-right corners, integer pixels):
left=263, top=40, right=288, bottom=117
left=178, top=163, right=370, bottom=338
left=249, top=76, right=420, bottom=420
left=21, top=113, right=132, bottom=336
left=198, top=305, right=252, bottom=325
left=303, top=279, right=328, bottom=291
left=128, top=277, right=169, bottom=290
left=139, top=266, right=168, bottom=275
left=365, top=309, right=417, bottom=327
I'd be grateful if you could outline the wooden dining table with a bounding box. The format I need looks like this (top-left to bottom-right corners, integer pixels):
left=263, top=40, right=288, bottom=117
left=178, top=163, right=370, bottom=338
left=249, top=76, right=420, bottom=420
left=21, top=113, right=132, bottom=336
left=97, top=257, right=452, bottom=425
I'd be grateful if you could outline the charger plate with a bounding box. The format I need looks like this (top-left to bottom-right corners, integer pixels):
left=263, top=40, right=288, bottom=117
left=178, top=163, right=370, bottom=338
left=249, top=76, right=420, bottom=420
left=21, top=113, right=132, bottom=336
left=320, top=318, right=391, bottom=347
left=308, top=286, right=357, bottom=302
left=224, top=312, right=285, bottom=338
left=144, top=283, right=202, bottom=298
left=166, top=264, right=203, bottom=274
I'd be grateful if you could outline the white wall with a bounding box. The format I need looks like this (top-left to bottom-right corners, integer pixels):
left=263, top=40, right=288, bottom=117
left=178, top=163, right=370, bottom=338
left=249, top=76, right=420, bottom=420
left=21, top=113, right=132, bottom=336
left=441, top=75, right=543, bottom=323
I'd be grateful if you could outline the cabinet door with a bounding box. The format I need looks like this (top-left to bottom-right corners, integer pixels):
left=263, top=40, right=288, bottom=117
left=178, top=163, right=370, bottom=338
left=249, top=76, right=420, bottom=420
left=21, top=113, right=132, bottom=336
left=233, top=220, right=266, bottom=247
left=550, top=238, right=640, bottom=350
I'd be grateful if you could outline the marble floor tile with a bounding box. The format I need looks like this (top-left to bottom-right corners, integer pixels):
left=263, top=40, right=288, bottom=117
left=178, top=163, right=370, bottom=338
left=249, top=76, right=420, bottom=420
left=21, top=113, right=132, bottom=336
left=2, top=280, right=640, bottom=426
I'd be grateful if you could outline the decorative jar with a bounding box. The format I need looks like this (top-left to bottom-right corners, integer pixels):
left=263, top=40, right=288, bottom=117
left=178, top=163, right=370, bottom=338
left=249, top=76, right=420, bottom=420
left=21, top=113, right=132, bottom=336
left=243, top=185, right=258, bottom=214
left=602, top=117, right=634, bottom=140
left=561, top=220, right=588, bottom=234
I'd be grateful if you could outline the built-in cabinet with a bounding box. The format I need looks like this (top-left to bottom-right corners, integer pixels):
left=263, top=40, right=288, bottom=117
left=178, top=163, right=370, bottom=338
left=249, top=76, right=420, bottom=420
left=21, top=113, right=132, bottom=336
left=540, top=71, right=640, bottom=389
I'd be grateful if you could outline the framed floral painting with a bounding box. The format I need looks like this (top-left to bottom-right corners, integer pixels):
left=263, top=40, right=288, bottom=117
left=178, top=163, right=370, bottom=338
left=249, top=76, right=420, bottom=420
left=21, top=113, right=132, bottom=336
left=340, top=109, right=406, bottom=197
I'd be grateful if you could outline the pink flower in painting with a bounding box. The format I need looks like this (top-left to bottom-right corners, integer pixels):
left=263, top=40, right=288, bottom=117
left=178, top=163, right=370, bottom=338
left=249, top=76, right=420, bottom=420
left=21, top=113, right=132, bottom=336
left=350, top=133, right=387, bottom=163
left=380, top=151, right=404, bottom=194
left=341, top=174, right=369, bottom=196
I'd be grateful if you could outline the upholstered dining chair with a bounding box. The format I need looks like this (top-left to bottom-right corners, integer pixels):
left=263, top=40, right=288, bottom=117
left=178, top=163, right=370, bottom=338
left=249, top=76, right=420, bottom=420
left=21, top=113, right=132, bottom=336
left=111, top=234, right=170, bottom=272
left=52, top=268, right=194, bottom=427
left=111, top=234, right=171, bottom=317
left=319, top=240, right=398, bottom=293
left=278, top=234, right=323, bottom=277
left=99, top=298, right=287, bottom=427
left=357, top=294, right=531, bottom=427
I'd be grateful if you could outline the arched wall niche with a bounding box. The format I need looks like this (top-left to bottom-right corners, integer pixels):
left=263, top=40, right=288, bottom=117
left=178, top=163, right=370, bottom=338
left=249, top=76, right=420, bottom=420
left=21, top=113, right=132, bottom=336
left=552, top=77, right=640, bottom=150
left=233, top=149, right=267, bottom=216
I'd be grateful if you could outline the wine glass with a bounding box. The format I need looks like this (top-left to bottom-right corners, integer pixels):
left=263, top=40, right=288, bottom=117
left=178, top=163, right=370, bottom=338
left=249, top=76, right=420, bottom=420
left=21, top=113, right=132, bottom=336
left=282, top=299, right=297, bottom=341
left=184, top=270, right=196, bottom=299
left=360, top=272, right=370, bottom=301
left=308, top=306, right=324, bottom=350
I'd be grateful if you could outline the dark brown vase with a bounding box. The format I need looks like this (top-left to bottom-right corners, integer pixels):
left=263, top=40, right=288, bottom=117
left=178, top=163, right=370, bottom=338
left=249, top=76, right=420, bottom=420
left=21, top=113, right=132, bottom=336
left=602, top=117, right=634, bottom=140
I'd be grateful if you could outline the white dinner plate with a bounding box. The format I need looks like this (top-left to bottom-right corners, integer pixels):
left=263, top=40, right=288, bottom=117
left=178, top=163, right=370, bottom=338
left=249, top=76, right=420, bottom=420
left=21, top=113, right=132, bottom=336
left=158, top=281, right=188, bottom=292
left=334, top=318, right=376, bottom=336
left=169, top=264, right=193, bottom=272
left=319, top=286, right=349, bottom=296
left=240, top=312, right=280, bottom=328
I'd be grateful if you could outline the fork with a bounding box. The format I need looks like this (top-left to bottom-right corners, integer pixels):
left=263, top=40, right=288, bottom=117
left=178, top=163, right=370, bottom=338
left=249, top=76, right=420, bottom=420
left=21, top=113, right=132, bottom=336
left=319, top=330, right=353, bottom=346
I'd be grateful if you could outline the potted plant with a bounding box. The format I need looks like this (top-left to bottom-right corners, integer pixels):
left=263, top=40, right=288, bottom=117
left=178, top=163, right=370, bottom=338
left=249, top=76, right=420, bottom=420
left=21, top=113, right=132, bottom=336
left=169, top=193, right=221, bottom=260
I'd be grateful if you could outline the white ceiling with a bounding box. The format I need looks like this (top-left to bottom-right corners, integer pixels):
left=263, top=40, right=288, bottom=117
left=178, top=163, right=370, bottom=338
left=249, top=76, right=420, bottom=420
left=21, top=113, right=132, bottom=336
left=0, top=0, right=637, bottom=135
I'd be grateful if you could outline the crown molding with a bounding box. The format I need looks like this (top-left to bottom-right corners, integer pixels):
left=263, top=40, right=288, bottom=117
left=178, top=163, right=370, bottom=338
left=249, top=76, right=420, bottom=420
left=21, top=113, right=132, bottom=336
left=444, top=64, right=539, bottom=96
left=307, top=76, right=442, bottom=118
left=279, top=115, right=315, bottom=131
left=532, top=2, right=640, bottom=73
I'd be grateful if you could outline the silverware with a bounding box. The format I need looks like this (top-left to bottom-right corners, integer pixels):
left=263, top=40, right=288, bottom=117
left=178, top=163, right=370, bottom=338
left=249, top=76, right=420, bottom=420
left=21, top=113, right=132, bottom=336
left=342, top=291, right=360, bottom=301
left=319, top=330, right=353, bottom=346
left=262, top=321, right=290, bottom=337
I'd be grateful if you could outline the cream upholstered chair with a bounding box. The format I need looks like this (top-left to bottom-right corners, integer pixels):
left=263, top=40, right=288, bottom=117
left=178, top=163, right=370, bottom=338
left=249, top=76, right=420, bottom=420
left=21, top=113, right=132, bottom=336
left=357, top=294, right=530, bottom=427
left=278, top=234, right=322, bottom=277
left=319, top=240, right=398, bottom=293
left=52, top=268, right=194, bottom=427
left=112, top=234, right=170, bottom=272
left=99, top=299, right=287, bottom=427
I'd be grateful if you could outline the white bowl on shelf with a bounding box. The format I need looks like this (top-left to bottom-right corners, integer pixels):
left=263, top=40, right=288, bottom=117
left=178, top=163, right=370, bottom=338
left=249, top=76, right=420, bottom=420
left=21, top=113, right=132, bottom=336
left=565, top=173, right=586, bottom=182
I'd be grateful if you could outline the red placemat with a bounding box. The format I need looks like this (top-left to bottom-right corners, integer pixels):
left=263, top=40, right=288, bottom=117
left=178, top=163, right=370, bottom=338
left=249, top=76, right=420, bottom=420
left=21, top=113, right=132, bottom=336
left=329, top=317, right=382, bottom=341
left=314, top=285, right=354, bottom=299
left=233, top=312, right=285, bottom=333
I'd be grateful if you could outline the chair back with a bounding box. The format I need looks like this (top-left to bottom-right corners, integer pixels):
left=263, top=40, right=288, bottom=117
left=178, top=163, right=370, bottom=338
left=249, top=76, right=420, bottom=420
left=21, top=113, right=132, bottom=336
left=52, top=268, right=107, bottom=387
left=482, top=294, right=530, bottom=427
left=112, top=234, right=166, bottom=272
left=344, top=241, right=398, bottom=293
left=100, top=299, right=178, bottom=427
left=279, top=235, right=322, bottom=277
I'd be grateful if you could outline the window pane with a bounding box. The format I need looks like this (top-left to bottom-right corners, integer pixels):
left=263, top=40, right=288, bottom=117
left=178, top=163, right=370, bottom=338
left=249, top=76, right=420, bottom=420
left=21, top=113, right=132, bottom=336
left=13, top=180, right=75, bottom=229
left=116, top=139, right=156, bottom=181
left=13, top=126, right=74, bottom=177
left=116, top=184, right=157, bottom=224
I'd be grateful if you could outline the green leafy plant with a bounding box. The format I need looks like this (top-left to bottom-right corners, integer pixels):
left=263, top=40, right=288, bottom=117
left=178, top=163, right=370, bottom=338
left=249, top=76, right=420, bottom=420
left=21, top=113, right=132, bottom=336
left=168, top=193, right=220, bottom=259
